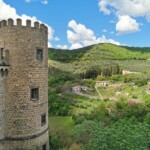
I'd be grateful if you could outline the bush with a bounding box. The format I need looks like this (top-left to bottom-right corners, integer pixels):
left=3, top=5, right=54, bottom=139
left=144, top=112, right=150, bottom=124
left=91, top=102, right=109, bottom=121
left=75, top=119, right=150, bottom=150
left=49, top=134, right=63, bottom=150
left=76, top=116, right=85, bottom=125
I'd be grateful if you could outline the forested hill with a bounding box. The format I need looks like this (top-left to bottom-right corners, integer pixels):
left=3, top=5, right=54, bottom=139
left=48, top=43, right=150, bottom=63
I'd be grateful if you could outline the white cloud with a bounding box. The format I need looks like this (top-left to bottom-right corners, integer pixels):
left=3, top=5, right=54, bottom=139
left=116, top=15, right=140, bottom=34
left=67, top=20, right=95, bottom=44
left=102, top=29, right=108, bottom=33
left=25, top=0, right=48, bottom=4
left=98, top=0, right=150, bottom=34
left=56, top=45, right=68, bottom=49
left=25, top=0, right=30, bottom=3
left=99, top=0, right=111, bottom=15
left=99, top=0, right=150, bottom=18
left=48, top=42, right=52, bottom=48
left=97, top=35, right=121, bottom=45
left=0, top=0, right=53, bottom=45
left=41, top=0, right=48, bottom=5
left=54, top=37, right=60, bottom=41
left=110, top=31, right=114, bottom=34
left=70, top=43, right=83, bottom=49
left=110, top=20, right=116, bottom=24
left=67, top=20, right=120, bottom=49
left=0, top=0, right=19, bottom=21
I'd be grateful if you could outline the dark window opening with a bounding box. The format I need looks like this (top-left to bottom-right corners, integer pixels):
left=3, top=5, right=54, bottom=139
left=5, top=69, right=8, bottom=76
left=42, top=144, right=47, bottom=150
left=41, top=113, right=46, bottom=126
left=36, top=49, right=43, bottom=61
left=1, top=48, right=4, bottom=60
left=1, top=69, right=4, bottom=77
left=31, top=88, right=39, bottom=100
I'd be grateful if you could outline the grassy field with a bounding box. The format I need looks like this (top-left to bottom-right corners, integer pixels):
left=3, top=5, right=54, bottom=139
left=49, top=116, right=74, bottom=135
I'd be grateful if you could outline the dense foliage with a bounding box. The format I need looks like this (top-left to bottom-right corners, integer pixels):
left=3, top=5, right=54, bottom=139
left=75, top=119, right=150, bottom=150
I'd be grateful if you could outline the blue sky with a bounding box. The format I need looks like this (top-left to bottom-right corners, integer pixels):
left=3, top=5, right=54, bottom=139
left=1, top=0, right=150, bottom=49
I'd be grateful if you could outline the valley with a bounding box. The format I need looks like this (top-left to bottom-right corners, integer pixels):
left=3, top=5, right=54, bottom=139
left=48, top=43, right=150, bottom=150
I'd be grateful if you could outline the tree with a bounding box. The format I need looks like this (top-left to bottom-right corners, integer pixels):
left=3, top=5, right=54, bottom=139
left=75, top=119, right=150, bottom=150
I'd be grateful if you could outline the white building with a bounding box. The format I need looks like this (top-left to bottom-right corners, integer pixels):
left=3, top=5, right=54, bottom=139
left=96, top=81, right=109, bottom=87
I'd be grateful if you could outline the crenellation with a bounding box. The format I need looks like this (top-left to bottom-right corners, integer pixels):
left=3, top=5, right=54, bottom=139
left=34, top=21, right=40, bottom=29
left=8, top=19, right=14, bottom=26
left=45, top=26, right=48, bottom=33
left=26, top=20, right=31, bottom=27
left=40, top=23, right=46, bottom=31
left=0, top=20, right=7, bottom=27
left=17, top=18, right=22, bottom=26
left=0, top=19, right=48, bottom=33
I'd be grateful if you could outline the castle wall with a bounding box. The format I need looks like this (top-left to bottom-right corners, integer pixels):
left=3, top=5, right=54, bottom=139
left=0, top=76, right=6, bottom=140
left=5, top=130, right=49, bottom=150
left=0, top=19, right=49, bottom=149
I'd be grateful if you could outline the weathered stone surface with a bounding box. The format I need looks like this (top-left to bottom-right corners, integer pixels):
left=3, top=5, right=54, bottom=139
left=0, top=18, right=49, bottom=149
left=0, top=130, right=49, bottom=150
left=0, top=77, right=6, bottom=141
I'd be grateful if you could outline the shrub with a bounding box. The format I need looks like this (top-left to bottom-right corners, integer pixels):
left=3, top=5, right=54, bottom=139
left=75, top=119, right=150, bottom=150
left=73, top=115, right=86, bottom=125
left=144, top=112, right=150, bottom=124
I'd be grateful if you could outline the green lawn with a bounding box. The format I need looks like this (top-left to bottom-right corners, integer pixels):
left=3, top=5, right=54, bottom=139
left=49, top=116, right=75, bottom=135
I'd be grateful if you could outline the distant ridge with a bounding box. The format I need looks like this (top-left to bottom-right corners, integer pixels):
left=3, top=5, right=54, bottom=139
left=49, top=43, right=150, bottom=62
left=48, top=43, right=150, bottom=72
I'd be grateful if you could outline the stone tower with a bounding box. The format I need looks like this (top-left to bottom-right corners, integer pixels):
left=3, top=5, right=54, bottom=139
left=0, top=19, right=49, bottom=150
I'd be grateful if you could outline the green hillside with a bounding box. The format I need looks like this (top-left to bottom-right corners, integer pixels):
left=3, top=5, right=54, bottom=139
left=49, top=43, right=150, bottom=61
left=48, top=43, right=150, bottom=149
left=49, top=43, right=150, bottom=72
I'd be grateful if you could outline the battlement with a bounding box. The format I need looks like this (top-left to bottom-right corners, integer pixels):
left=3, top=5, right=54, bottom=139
left=0, top=18, right=48, bottom=32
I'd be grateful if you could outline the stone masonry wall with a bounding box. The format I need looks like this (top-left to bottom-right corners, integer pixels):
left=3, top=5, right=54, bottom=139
left=4, top=130, right=49, bottom=150
left=0, top=77, right=5, bottom=141
left=0, top=18, right=49, bottom=143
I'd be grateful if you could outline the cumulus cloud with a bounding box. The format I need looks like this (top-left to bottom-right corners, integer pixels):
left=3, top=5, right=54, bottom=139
left=102, top=29, right=108, bottom=33
left=25, top=0, right=30, bottom=3
left=110, top=31, right=114, bottom=34
left=56, top=45, right=68, bottom=49
left=25, top=0, right=48, bottom=4
left=99, top=0, right=150, bottom=18
left=98, top=35, right=121, bottom=45
left=41, top=0, right=48, bottom=5
left=48, top=42, right=52, bottom=48
left=0, top=0, right=53, bottom=46
left=116, top=15, right=140, bottom=34
left=99, top=0, right=111, bottom=15
left=67, top=20, right=120, bottom=49
left=98, top=0, right=150, bottom=34
left=54, top=37, right=60, bottom=41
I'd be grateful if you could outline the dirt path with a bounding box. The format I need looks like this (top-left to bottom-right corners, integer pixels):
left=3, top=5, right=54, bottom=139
left=95, top=86, right=104, bottom=100
left=72, top=86, right=104, bottom=100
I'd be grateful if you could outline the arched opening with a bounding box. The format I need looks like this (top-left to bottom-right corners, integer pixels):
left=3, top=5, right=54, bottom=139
left=0, top=69, right=4, bottom=77
left=5, top=69, right=8, bottom=76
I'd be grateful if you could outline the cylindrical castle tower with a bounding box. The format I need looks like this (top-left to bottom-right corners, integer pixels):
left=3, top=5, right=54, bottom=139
left=0, top=19, right=49, bottom=150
